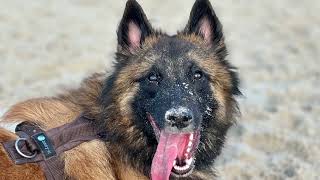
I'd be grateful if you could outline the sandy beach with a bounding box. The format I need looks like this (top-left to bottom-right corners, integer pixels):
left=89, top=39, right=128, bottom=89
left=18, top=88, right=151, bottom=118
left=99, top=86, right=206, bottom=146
left=0, top=0, right=319, bottom=179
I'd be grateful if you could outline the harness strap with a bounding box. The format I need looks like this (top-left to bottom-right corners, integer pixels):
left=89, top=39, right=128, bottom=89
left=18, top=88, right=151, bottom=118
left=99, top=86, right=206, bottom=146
left=2, top=116, right=102, bottom=180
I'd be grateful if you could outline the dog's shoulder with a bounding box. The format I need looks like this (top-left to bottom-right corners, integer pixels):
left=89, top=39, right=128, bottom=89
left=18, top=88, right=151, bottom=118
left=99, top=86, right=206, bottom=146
left=1, top=72, right=106, bottom=130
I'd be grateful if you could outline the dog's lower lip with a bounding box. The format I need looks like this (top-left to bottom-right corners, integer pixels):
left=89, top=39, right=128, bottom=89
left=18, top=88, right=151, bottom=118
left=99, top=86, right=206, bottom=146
left=172, top=157, right=195, bottom=176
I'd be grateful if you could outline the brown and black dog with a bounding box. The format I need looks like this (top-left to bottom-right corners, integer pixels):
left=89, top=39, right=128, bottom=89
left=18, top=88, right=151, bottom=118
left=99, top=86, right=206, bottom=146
left=0, top=0, right=241, bottom=179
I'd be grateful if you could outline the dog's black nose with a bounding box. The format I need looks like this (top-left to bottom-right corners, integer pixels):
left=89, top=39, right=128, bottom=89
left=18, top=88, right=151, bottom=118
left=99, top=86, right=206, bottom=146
left=165, top=107, right=193, bottom=130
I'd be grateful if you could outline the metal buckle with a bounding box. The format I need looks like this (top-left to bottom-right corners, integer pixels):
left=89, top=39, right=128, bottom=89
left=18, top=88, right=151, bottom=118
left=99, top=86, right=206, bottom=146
left=14, top=138, right=37, bottom=159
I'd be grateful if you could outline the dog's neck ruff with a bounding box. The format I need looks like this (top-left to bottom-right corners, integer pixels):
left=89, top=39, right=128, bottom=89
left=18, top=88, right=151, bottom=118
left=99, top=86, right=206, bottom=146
left=1, top=115, right=104, bottom=180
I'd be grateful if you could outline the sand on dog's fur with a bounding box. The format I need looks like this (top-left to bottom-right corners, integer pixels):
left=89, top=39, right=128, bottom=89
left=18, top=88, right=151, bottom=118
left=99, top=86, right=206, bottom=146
left=0, top=0, right=319, bottom=179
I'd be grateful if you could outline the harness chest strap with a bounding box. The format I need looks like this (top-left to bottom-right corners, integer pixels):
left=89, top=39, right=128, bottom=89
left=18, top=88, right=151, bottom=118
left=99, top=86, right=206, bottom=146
left=1, top=116, right=103, bottom=180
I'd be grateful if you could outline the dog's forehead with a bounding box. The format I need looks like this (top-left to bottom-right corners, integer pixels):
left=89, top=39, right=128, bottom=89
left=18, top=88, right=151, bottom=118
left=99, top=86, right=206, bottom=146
left=144, top=36, right=201, bottom=71
left=139, top=36, right=204, bottom=81
left=151, top=36, right=197, bottom=60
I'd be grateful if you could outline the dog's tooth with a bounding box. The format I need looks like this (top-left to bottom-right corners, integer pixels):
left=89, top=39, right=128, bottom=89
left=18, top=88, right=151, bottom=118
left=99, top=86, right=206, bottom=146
left=177, top=165, right=186, bottom=171
left=181, top=166, right=188, bottom=171
left=189, top=134, right=194, bottom=141
left=184, top=153, right=188, bottom=157
left=174, top=165, right=182, bottom=171
left=173, top=160, right=176, bottom=166
left=174, top=162, right=191, bottom=172
left=185, top=164, right=191, bottom=170
left=186, top=147, right=191, bottom=153
left=186, top=158, right=193, bottom=165
left=188, top=141, right=192, bottom=147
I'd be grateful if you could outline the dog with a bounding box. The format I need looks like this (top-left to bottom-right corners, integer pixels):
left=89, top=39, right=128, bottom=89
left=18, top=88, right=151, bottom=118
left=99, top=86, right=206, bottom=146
left=0, top=0, right=241, bottom=179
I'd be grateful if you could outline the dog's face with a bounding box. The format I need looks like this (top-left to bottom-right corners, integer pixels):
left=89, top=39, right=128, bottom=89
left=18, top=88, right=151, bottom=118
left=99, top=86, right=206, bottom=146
left=133, top=38, right=219, bottom=178
left=100, top=0, right=240, bottom=179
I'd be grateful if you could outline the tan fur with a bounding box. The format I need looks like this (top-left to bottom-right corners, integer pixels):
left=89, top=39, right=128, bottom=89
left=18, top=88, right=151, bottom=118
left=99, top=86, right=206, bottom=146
left=0, top=50, right=232, bottom=180
left=143, top=35, right=162, bottom=50
left=115, top=162, right=148, bottom=180
left=118, top=85, right=139, bottom=117
left=0, top=73, right=144, bottom=179
left=2, top=98, right=80, bottom=129
left=0, top=30, right=235, bottom=179
left=64, top=140, right=116, bottom=180
left=178, top=34, right=207, bottom=47
left=187, top=48, right=236, bottom=125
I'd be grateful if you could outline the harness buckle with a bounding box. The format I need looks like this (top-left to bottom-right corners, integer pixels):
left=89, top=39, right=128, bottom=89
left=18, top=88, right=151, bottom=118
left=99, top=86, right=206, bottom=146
left=14, top=138, right=37, bottom=159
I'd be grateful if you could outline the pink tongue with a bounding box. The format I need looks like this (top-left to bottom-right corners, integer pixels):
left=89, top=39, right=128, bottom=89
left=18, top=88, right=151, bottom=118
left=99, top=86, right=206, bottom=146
left=151, top=131, right=188, bottom=180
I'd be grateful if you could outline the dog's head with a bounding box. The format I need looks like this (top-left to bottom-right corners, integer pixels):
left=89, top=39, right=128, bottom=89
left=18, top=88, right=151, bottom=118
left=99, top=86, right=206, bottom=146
left=100, top=0, right=240, bottom=179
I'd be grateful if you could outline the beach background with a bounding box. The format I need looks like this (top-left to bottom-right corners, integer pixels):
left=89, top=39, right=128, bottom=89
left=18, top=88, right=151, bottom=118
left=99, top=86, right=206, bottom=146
left=0, top=0, right=319, bottom=179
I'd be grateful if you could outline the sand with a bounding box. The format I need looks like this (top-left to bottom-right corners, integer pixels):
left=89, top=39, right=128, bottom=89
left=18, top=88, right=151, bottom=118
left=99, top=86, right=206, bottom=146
left=0, top=0, right=319, bottom=179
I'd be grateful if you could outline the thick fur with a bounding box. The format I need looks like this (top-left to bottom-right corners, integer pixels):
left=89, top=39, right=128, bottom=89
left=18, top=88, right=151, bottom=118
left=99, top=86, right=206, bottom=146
left=0, top=0, right=240, bottom=179
left=0, top=74, right=146, bottom=180
left=0, top=73, right=217, bottom=179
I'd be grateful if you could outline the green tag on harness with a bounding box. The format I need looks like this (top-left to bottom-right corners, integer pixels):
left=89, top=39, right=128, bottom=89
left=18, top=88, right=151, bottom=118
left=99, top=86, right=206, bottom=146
left=32, top=133, right=56, bottom=159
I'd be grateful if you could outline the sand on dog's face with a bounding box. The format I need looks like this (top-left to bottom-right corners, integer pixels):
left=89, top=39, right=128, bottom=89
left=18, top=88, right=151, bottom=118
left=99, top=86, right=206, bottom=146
left=0, top=0, right=319, bottom=179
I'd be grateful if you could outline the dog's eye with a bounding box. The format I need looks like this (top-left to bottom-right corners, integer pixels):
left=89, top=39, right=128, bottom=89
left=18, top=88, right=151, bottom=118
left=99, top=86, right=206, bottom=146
left=194, top=70, right=203, bottom=80
left=148, top=73, right=159, bottom=82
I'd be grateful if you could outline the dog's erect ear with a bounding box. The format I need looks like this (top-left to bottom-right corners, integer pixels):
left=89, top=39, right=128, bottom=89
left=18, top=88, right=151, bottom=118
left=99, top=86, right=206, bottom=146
left=184, top=0, right=224, bottom=46
left=117, top=0, right=153, bottom=52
